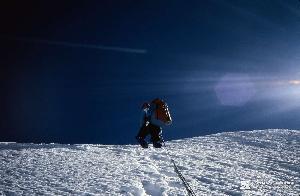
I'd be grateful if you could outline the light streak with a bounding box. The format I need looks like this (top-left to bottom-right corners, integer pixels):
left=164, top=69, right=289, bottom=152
left=1, top=36, right=147, bottom=54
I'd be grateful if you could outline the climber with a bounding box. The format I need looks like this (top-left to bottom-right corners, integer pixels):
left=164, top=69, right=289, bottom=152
left=136, top=98, right=172, bottom=148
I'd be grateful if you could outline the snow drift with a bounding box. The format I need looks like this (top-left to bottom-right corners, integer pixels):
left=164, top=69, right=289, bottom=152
left=0, top=129, right=299, bottom=195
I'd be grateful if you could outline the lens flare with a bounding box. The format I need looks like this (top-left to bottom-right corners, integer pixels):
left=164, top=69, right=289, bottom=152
left=214, top=74, right=256, bottom=106
left=288, top=80, right=300, bottom=85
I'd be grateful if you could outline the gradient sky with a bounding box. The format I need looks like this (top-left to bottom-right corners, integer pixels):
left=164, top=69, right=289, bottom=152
left=1, top=0, right=300, bottom=144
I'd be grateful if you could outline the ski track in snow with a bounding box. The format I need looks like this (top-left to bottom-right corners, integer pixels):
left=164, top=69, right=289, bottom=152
left=0, top=129, right=299, bottom=195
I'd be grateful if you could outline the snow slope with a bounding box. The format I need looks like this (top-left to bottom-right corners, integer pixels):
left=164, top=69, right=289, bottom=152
left=0, top=129, right=299, bottom=195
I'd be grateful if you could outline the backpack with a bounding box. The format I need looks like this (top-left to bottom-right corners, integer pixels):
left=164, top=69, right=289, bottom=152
left=151, top=98, right=172, bottom=125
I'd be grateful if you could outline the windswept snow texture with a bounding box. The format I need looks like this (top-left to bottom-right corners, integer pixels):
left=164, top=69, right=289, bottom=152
left=0, top=129, right=299, bottom=195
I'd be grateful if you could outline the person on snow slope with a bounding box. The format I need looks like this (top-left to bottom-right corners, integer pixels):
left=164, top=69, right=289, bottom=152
left=136, top=98, right=172, bottom=148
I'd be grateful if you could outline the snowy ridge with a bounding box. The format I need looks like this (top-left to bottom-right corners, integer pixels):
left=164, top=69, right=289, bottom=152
left=0, top=129, right=299, bottom=195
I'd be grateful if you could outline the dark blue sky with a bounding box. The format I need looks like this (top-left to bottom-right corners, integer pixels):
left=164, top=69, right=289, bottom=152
left=1, top=0, right=300, bottom=144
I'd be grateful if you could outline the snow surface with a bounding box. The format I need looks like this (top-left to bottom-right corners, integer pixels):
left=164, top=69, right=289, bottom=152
left=0, top=129, right=299, bottom=195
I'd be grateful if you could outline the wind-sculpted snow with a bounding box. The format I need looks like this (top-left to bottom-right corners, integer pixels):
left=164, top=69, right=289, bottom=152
left=0, top=129, right=299, bottom=195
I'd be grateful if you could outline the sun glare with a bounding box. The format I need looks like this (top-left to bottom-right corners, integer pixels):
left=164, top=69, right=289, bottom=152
left=288, top=80, right=300, bottom=85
